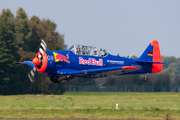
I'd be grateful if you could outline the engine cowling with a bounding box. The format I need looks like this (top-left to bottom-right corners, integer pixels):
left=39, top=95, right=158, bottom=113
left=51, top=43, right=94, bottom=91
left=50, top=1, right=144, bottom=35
left=32, top=50, right=55, bottom=73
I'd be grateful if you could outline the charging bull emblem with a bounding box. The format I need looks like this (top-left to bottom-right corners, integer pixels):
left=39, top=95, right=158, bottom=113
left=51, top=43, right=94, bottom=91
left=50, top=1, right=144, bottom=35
left=53, top=52, right=70, bottom=63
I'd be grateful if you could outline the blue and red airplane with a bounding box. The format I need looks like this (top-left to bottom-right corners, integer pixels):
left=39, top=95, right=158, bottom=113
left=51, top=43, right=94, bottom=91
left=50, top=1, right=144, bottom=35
left=19, top=40, right=163, bottom=83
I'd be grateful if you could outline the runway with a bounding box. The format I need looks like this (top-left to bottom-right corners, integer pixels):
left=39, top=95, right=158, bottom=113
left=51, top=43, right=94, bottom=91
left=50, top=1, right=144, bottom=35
left=0, top=119, right=145, bottom=120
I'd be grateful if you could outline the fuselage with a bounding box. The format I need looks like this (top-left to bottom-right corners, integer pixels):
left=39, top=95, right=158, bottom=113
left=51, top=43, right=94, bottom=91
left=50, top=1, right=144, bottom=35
left=43, top=50, right=151, bottom=78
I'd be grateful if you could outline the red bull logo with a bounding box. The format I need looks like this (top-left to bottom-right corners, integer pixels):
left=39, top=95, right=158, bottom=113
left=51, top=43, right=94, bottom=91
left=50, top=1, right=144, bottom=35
left=53, top=52, right=70, bottom=63
left=79, top=57, right=103, bottom=66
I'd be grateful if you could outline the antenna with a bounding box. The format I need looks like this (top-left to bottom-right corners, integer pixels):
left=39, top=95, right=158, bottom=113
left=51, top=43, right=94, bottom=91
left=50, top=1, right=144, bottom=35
left=129, top=52, right=134, bottom=58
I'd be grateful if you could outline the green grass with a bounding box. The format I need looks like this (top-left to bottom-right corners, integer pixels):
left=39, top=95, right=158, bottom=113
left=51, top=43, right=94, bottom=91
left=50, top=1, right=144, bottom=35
left=0, top=92, right=180, bottom=119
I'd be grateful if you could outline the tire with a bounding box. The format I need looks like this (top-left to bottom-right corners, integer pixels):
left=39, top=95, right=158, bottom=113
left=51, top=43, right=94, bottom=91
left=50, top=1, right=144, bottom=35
left=143, top=76, right=148, bottom=82
left=50, top=76, right=59, bottom=83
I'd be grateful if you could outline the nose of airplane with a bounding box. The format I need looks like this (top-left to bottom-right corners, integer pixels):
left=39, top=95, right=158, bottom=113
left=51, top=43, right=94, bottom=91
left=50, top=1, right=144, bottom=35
left=32, top=57, right=40, bottom=65
left=33, top=51, right=48, bottom=73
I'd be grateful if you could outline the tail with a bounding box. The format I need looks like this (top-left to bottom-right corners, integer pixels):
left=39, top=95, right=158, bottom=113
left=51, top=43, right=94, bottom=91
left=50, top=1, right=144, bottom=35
left=136, top=40, right=163, bottom=73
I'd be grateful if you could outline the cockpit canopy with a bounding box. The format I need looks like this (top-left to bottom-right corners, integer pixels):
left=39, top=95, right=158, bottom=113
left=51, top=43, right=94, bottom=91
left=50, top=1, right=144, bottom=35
left=69, top=45, right=109, bottom=57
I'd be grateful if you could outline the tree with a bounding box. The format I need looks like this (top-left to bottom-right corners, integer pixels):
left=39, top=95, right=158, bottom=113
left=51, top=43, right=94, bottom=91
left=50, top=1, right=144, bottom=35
left=14, top=7, right=32, bottom=51
left=0, top=7, right=67, bottom=94
left=0, top=9, right=20, bottom=94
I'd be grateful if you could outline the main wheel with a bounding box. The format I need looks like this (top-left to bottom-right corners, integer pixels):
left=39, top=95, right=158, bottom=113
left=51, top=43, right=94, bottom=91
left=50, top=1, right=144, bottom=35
left=143, top=76, right=148, bottom=82
left=50, top=76, right=59, bottom=83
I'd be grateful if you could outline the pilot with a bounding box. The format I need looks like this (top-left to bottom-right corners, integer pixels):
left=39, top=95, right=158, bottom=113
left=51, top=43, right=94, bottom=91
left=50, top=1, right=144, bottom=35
left=94, top=49, right=98, bottom=56
left=76, top=45, right=81, bottom=55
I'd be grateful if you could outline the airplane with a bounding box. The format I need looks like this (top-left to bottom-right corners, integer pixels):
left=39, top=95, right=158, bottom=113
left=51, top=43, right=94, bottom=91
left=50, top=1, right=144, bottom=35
left=18, top=39, right=163, bottom=83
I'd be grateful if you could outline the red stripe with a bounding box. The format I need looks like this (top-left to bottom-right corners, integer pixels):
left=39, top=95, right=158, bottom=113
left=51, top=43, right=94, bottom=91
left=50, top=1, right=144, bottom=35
left=122, top=66, right=140, bottom=70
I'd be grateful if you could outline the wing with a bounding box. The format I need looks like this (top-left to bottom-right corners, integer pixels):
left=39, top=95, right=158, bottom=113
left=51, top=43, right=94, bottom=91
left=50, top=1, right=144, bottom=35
left=57, top=66, right=140, bottom=77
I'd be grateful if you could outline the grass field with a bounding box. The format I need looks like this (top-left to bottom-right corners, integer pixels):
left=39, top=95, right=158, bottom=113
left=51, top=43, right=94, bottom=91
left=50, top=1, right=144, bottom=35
left=0, top=92, right=180, bottom=119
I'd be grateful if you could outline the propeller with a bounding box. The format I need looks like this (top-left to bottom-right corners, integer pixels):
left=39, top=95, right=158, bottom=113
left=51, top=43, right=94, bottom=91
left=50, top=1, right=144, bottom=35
left=39, top=39, right=47, bottom=54
left=28, top=40, right=47, bottom=82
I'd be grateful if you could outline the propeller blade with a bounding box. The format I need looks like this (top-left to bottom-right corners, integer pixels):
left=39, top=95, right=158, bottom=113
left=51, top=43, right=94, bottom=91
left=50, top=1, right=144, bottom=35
left=40, top=42, right=46, bottom=50
left=41, top=39, right=47, bottom=48
left=40, top=39, right=47, bottom=51
left=39, top=47, right=44, bottom=54
left=28, top=67, right=36, bottom=82
left=39, top=40, right=47, bottom=54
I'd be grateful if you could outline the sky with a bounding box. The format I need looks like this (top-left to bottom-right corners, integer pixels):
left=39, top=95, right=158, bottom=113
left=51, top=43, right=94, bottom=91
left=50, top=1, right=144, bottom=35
left=1, top=0, right=180, bottom=57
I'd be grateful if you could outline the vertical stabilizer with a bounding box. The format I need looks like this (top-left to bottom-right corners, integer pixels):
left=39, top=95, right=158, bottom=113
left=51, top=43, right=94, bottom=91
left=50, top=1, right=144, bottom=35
left=138, top=40, right=163, bottom=73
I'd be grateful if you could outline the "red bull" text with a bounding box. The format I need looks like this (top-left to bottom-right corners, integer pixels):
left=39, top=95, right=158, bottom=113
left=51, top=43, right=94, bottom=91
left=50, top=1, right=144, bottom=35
left=79, top=57, right=103, bottom=66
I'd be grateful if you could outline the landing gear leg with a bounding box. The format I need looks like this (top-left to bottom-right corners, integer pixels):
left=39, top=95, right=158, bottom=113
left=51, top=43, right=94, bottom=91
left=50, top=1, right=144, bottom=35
left=143, top=74, right=148, bottom=82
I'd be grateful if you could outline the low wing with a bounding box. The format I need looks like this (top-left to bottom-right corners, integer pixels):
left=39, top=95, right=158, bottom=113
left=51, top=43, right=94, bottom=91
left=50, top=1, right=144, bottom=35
left=57, top=66, right=140, bottom=76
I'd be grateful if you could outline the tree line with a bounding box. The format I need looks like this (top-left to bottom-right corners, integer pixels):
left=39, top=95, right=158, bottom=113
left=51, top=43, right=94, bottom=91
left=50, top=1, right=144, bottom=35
left=0, top=8, right=180, bottom=95
left=0, top=8, right=66, bottom=95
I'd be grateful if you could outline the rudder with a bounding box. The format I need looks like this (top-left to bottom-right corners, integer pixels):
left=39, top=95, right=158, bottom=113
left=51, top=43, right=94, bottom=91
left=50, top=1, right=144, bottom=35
left=151, top=40, right=163, bottom=73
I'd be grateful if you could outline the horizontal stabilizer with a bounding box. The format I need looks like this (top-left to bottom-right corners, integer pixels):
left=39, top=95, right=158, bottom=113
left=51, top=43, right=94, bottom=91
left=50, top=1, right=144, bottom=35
left=23, top=61, right=35, bottom=67
left=135, top=60, right=164, bottom=64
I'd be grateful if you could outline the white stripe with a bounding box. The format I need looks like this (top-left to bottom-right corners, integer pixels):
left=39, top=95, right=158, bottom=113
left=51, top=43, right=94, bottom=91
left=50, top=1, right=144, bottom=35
left=41, top=40, right=47, bottom=48
left=39, top=48, right=44, bottom=54
left=31, top=70, right=35, bottom=77
left=28, top=74, right=34, bottom=82
left=33, top=67, right=36, bottom=72
left=38, top=54, right=42, bottom=58
left=40, top=42, right=46, bottom=50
